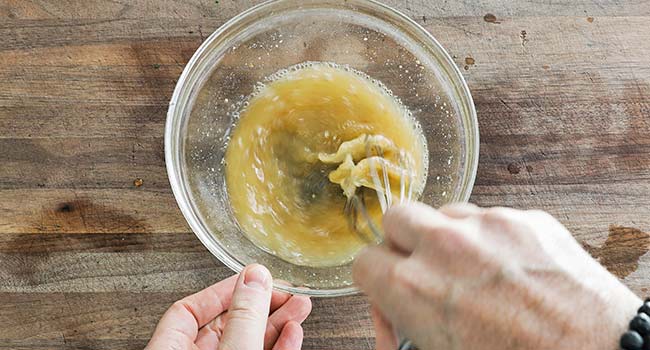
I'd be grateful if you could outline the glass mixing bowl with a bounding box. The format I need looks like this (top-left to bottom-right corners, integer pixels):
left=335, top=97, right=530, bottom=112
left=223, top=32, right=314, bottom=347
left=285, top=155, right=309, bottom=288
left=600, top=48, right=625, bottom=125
left=165, top=0, right=479, bottom=297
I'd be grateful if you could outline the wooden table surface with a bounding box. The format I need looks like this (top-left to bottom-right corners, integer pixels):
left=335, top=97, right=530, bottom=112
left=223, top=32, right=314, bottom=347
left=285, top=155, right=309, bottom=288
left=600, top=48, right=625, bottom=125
left=1, top=1, right=650, bottom=349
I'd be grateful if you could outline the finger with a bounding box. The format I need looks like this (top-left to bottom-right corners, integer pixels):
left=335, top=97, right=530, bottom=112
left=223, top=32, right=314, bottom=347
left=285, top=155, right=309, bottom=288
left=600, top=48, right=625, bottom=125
left=146, top=274, right=238, bottom=349
left=438, top=202, right=482, bottom=219
left=383, top=202, right=451, bottom=253
left=272, top=321, right=303, bottom=350
left=264, top=296, right=312, bottom=350
left=353, top=245, right=405, bottom=301
left=218, top=264, right=273, bottom=350
left=270, top=282, right=292, bottom=313
left=195, top=282, right=300, bottom=350
left=195, top=313, right=227, bottom=350
left=371, top=305, right=398, bottom=350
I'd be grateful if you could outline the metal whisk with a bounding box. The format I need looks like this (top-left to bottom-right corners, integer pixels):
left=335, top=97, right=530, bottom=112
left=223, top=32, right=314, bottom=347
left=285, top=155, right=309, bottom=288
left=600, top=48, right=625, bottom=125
left=343, top=139, right=417, bottom=350
left=344, top=140, right=415, bottom=243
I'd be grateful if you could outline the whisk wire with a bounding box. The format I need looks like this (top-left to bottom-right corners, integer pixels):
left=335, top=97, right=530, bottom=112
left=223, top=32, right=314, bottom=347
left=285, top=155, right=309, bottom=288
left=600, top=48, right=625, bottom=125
left=346, top=137, right=416, bottom=242
left=347, top=138, right=417, bottom=350
left=365, top=138, right=388, bottom=213
left=378, top=147, right=392, bottom=209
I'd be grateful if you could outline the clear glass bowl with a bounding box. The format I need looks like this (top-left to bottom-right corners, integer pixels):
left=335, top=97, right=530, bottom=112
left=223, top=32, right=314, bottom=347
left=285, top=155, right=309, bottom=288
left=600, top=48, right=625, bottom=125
left=165, top=0, right=479, bottom=297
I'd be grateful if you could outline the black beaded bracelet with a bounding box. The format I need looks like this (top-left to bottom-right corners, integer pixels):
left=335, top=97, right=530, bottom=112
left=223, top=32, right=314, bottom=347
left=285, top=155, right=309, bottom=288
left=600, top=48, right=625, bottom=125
left=620, top=298, right=650, bottom=350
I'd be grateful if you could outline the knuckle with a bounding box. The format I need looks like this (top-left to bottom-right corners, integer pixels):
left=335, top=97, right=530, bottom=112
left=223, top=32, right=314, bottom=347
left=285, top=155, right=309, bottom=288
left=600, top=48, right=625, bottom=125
left=394, top=259, right=449, bottom=301
left=209, top=316, right=226, bottom=336
left=265, top=319, right=282, bottom=338
left=481, top=207, right=525, bottom=234
left=442, top=230, right=478, bottom=256
left=407, top=222, right=432, bottom=243
left=228, top=304, right=265, bottom=323
left=418, top=229, right=438, bottom=248
left=384, top=205, right=411, bottom=228
left=388, top=260, right=417, bottom=290
left=441, top=202, right=474, bottom=211
left=170, top=300, right=185, bottom=312
left=170, top=300, right=185, bottom=309
left=200, top=317, right=225, bottom=339
left=421, top=226, right=472, bottom=254
left=169, top=300, right=193, bottom=318
left=385, top=204, right=406, bottom=218
left=386, top=202, right=429, bottom=227
left=481, top=208, right=526, bottom=240
left=483, top=207, right=515, bottom=222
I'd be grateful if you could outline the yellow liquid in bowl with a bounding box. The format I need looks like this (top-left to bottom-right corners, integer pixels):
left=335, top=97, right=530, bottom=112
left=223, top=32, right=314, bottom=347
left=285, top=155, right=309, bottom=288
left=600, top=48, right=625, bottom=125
left=225, top=63, right=427, bottom=267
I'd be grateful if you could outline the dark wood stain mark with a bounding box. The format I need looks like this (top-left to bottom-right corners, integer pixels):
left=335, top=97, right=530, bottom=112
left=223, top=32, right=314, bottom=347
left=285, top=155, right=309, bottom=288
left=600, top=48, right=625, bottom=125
left=520, top=30, right=528, bottom=46
left=36, top=198, right=150, bottom=233
left=584, top=226, right=650, bottom=279
left=464, top=56, right=475, bottom=71
left=507, top=162, right=521, bottom=174
left=57, top=203, right=73, bottom=213
left=542, top=65, right=550, bottom=70
left=587, top=17, right=594, bottom=23
left=7, top=199, right=152, bottom=286
left=483, top=13, right=500, bottom=24
left=0, top=232, right=201, bottom=254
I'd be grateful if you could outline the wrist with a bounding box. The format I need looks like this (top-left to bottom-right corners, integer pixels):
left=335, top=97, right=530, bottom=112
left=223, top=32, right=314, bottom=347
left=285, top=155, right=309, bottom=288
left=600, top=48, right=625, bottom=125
left=606, top=287, right=642, bottom=350
left=577, top=279, right=641, bottom=350
left=589, top=265, right=642, bottom=350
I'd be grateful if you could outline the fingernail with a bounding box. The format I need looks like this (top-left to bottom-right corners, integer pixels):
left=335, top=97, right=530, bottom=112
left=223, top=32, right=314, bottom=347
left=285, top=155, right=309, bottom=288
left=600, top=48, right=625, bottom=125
left=244, top=264, right=270, bottom=290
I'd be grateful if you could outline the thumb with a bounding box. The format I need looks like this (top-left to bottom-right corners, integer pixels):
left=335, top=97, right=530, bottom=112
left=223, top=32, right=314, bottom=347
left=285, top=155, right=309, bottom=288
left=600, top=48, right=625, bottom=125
left=218, top=264, right=273, bottom=350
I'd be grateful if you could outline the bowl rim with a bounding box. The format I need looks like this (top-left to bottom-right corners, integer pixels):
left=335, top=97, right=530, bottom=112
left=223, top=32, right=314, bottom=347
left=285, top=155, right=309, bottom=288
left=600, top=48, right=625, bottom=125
left=165, top=0, right=479, bottom=297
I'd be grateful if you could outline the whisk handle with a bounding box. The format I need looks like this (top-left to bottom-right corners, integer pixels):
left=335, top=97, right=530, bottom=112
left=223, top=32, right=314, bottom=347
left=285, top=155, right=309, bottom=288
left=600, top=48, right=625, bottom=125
left=397, top=338, right=416, bottom=350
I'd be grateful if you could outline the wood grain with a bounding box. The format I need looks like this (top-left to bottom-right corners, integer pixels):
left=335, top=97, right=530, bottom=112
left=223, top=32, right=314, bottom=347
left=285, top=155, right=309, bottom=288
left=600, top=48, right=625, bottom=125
left=1, top=0, right=650, bottom=349
left=0, top=293, right=373, bottom=350
left=0, top=190, right=188, bottom=234
left=2, top=0, right=649, bottom=20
